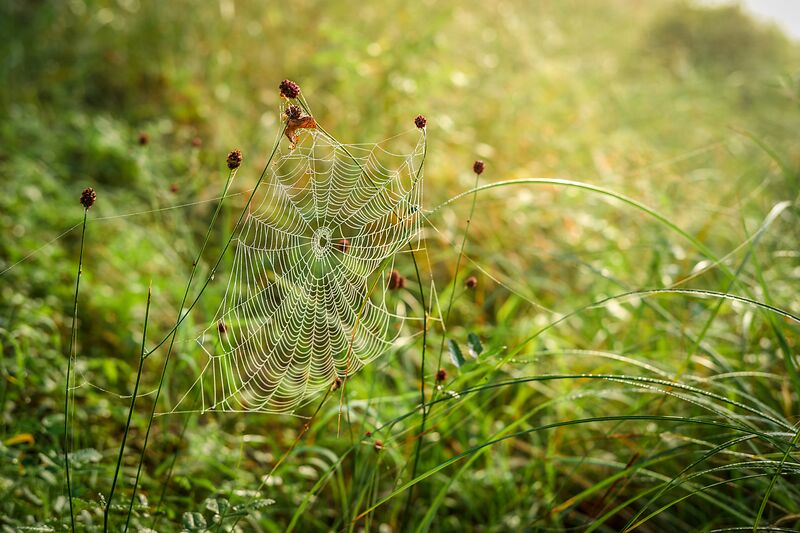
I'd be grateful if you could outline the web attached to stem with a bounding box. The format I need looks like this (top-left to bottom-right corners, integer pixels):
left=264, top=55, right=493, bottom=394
left=174, top=117, right=425, bottom=414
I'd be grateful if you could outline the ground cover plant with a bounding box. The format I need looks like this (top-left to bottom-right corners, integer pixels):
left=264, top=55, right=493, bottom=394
left=1, top=1, right=799, bottom=531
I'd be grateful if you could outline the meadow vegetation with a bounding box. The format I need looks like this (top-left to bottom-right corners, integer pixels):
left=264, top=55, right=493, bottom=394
left=1, top=0, right=799, bottom=531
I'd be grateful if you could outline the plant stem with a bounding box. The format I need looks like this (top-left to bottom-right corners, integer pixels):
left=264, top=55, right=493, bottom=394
left=431, top=167, right=481, bottom=402
left=104, top=286, right=152, bottom=532
left=143, top=134, right=284, bottom=358
left=401, top=243, right=428, bottom=527
left=126, top=130, right=285, bottom=527
left=63, top=208, right=87, bottom=533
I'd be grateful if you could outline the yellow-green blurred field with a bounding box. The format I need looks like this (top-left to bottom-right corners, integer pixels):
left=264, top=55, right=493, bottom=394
left=2, top=1, right=799, bottom=531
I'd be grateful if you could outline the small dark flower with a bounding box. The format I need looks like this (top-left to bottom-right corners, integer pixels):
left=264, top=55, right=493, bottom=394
left=285, top=104, right=302, bottom=120
left=191, top=136, right=203, bottom=147
left=387, top=270, right=405, bottom=290
left=335, top=238, right=350, bottom=253
left=279, top=79, right=301, bottom=99
left=79, top=187, right=96, bottom=209
left=227, top=149, right=243, bottom=169
left=138, top=132, right=149, bottom=146
left=435, top=368, right=447, bottom=383
left=374, top=440, right=383, bottom=452
left=170, top=183, right=179, bottom=193
left=365, top=431, right=373, bottom=438
left=331, top=377, right=343, bottom=391
left=473, top=160, right=485, bottom=175
left=465, top=276, right=478, bottom=289
left=218, top=320, right=227, bottom=334
left=414, top=114, right=427, bottom=129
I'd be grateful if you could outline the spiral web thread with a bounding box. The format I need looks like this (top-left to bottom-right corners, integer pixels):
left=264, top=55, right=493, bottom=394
left=173, top=120, right=425, bottom=414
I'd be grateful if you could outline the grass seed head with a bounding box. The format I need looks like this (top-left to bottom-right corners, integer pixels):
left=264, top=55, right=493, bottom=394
left=279, top=79, right=301, bottom=99
left=285, top=104, right=303, bottom=120
left=227, top=149, right=243, bottom=169
left=79, top=187, right=96, bottom=209
left=388, top=269, right=405, bottom=290
left=335, top=238, right=350, bottom=253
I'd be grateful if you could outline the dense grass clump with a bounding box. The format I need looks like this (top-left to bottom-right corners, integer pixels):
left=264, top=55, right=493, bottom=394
left=1, top=1, right=799, bottom=531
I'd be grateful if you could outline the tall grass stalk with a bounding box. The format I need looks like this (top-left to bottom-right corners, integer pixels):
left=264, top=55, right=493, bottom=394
left=103, top=285, right=152, bottom=532
left=402, top=162, right=480, bottom=523
left=400, top=243, right=428, bottom=526
left=63, top=207, right=88, bottom=532
left=121, top=166, right=235, bottom=531
left=128, top=129, right=285, bottom=527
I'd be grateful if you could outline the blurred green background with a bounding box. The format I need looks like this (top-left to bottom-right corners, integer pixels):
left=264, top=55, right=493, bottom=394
left=1, top=0, right=799, bottom=531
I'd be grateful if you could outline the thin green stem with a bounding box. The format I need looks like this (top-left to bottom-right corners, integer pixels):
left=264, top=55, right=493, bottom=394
left=143, top=135, right=283, bottom=359
left=401, top=242, right=428, bottom=527
left=224, top=387, right=334, bottom=532
left=753, top=423, right=800, bottom=531
left=104, top=286, right=152, bottom=532
left=122, top=167, right=236, bottom=532
left=148, top=392, right=198, bottom=530
left=63, top=208, right=87, bottom=533
left=128, top=131, right=284, bottom=528
left=431, top=167, right=481, bottom=404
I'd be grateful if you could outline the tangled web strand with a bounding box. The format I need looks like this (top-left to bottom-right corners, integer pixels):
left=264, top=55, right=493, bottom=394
left=178, top=118, right=425, bottom=414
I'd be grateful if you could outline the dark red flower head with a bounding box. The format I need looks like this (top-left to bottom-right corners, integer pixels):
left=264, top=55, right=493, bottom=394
left=79, top=187, right=96, bottom=209
left=335, top=238, right=350, bottom=253
left=279, top=79, right=301, bottom=99
left=138, top=132, right=149, bottom=146
left=465, top=276, right=478, bottom=289
left=473, top=160, right=485, bottom=175
left=227, top=149, right=243, bottom=169
left=435, top=368, right=447, bottom=383
left=414, top=114, right=427, bottom=129
left=285, top=104, right=302, bottom=120
left=388, top=270, right=405, bottom=290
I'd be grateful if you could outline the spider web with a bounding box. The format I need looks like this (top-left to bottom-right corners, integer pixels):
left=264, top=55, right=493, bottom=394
left=173, top=119, right=425, bottom=414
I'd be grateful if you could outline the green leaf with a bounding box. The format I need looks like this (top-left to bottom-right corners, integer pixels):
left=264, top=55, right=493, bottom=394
left=466, top=333, right=483, bottom=358
left=448, top=339, right=465, bottom=368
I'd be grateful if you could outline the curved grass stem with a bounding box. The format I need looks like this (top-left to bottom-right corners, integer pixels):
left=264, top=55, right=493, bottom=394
left=104, top=286, right=152, bottom=532
left=63, top=207, right=88, bottom=532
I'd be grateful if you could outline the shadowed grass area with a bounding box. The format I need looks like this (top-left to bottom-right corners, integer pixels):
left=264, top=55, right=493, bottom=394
left=1, top=0, right=799, bottom=531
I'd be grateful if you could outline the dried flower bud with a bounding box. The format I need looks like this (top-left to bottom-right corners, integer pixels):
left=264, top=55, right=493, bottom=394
left=137, top=132, right=149, bottom=146
left=285, top=104, right=302, bottom=120
left=170, top=183, right=179, bottom=193
left=335, top=238, right=350, bottom=253
left=279, top=79, right=301, bottom=99
left=218, top=320, right=227, bottom=334
left=414, top=114, right=427, bottom=129
left=227, top=149, right=243, bottom=169
left=191, top=137, right=203, bottom=147
left=473, top=160, right=485, bottom=175
left=374, top=440, right=383, bottom=452
left=365, top=431, right=372, bottom=438
left=387, top=270, right=405, bottom=290
left=79, top=187, right=96, bottom=209
left=331, top=377, right=343, bottom=392
left=435, top=368, right=447, bottom=383
left=465, top=276, right=478, bottom=289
